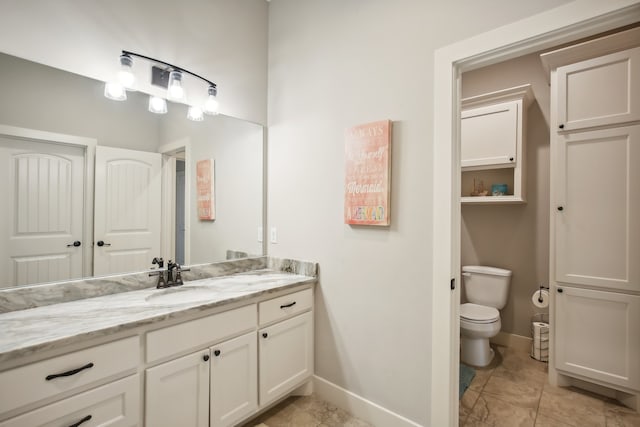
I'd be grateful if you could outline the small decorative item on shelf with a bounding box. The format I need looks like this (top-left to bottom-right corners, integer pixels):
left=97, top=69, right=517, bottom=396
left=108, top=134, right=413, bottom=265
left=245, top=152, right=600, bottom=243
left=491, top=183, right=508, bottom=196
left=470, top=179, right=488, bottom=196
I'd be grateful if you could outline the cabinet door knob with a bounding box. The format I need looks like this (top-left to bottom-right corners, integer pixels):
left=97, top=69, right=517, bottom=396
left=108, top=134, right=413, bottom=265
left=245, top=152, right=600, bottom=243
left=509, top=157, right=514, bottom=162
left=559, top=124, right=565, bottom=129
left=557, top=206, right=564, bottom=211
left=203, top=354, right=210, bottom=362
left=214, top=350, right=221, bottom=356
left=557, top=288, right=563, bottom=293
left=262, top=332, right=268, bottom=339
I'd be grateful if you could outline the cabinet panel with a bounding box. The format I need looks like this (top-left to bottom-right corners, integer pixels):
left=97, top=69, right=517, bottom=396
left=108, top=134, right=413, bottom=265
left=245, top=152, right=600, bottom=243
left=259, top=312, right=313, bottom=406
left=210, top=332, right=257, bottom=427
left=557, top=47, right=640, bottom=131
left=0, top=374, right=139, bottom=427
left=146, top=350, right=210, bottom=427
left=259, top=288, right=313, bottom=326
left=555, top=286, right=640, bottom=390
left=0, top=336, right=139, bottom=415
left=461, top=101, right=518, bottom=169
left=555, top=126, right=640, bottom=292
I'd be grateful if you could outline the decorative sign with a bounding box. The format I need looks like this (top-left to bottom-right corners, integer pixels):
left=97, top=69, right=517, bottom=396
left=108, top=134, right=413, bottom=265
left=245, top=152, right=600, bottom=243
left=196, top=159, right=215, bottom=220
left=344, top=120, right=392, bottom=226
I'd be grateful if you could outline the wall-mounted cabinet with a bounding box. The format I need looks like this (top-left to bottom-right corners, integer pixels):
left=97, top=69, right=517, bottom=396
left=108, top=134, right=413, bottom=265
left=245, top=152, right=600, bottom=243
left=460, top=84, right=533, bottom=204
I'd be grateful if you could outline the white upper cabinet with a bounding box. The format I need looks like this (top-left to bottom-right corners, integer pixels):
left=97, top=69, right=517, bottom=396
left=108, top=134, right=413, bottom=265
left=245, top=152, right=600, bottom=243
left=555, top=47, right=640, bottom=131
left=461, top=101, right=518, bottom=169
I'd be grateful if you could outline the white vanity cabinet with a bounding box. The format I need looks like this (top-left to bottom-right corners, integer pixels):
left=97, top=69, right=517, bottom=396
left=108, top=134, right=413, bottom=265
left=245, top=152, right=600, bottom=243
left=460, top=84, right=533, bottom=204
left=258, top=289, right=314, bottom=406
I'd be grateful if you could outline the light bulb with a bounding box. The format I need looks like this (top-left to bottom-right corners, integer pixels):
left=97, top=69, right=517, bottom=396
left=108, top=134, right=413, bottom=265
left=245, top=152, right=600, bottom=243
left=148, top=96, right=167, bottom=114
left=167, top=70, right=184, bottom=100
left=104, top=82, right=126, bottom=101
left=118, top=53, right=135, bottom=89
left=203, top=85, right=219, bottom=115
left=187, top=106, right=204, bottom=121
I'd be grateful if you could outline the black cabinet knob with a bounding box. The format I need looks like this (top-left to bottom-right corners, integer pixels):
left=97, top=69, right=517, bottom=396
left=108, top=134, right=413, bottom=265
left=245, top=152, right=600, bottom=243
left=559, top=124, right=565, bottom=129
left=66, top=240, right=81, bottom=247
left=557, top=288, right=563, bottom=293
left=262, top=333, right=268, bottom=338
left=557, top=206, right=564, bottom=211
left=96, top=240, right=111, bottom=247
left=203, top=354, right=210, bottom=362
left=214, top=350, right=221, bottom=357
left=509, top=157, right=514, bottom=162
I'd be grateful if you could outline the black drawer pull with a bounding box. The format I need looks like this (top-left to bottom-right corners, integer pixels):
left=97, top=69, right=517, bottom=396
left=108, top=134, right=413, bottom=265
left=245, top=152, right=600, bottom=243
left=46, top=362, right=94, bottom=381
left=280, top=301, right=296, bottom=309
left=68, top=414, right=92, bottom=427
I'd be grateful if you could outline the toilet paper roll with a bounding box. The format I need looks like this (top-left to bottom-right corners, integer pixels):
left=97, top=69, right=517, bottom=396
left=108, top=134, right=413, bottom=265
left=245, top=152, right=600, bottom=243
left=532, top=289, right=550, bottom=309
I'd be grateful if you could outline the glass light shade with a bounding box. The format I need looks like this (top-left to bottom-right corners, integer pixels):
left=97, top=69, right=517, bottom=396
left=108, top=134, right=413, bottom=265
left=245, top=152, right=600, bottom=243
left=118, top=54, right=135, bottom=89
left=203, top=94, right=219, bottom=115
left=148, top=96, right=168, bottom=114
left=167, top=70, right=184, bottom=100
left=104, top=82, right=126, bottom=101
left=187, top=106, right=204, bottom=121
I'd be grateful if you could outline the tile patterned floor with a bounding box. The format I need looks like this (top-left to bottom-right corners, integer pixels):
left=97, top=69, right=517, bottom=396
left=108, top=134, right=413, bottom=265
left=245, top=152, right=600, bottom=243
left=242, top=394, right=372, bottom=427
left=459, top=345, right=640, bottom=427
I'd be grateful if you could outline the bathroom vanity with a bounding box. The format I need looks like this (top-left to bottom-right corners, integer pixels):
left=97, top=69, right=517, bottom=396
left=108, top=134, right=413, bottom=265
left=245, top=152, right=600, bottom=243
left=0, top=257, right=317, bottom=427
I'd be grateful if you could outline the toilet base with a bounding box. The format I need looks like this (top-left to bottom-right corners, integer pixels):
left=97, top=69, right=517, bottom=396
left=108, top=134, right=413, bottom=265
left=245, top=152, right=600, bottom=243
left=461, top=336, right=495, bottom=367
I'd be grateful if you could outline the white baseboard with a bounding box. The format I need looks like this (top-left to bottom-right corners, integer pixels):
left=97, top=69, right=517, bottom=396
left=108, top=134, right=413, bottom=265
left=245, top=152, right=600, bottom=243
left=313, top=375, right=422, bottom=427
left=490, top=331, right=532, bottom=353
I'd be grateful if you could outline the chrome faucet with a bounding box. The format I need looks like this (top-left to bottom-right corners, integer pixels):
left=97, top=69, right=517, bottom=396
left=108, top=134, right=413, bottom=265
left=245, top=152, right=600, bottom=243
left=149, top=257, right=190, bottom=289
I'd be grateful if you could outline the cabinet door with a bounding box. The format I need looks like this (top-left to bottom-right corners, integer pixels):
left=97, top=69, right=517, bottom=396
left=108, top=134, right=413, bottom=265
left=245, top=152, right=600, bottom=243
left=259, top=311, right=313, bottom=406
left=0, top=375, right=139, bottom=427
left=555, top=286, right=640, bottom=390
left=146, top=350, right=210, bottom=427
left=461, top=101, right=518, bottom=168
left=556, top=47, right=640, bottom=131
left=555, top=125, right=640, bottom=292
left=210, top=332, right=257, bottom=427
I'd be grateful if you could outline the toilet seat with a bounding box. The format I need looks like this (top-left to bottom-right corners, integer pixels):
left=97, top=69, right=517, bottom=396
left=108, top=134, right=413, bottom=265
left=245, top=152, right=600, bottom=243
left=460, top=303, right=499, bottom=324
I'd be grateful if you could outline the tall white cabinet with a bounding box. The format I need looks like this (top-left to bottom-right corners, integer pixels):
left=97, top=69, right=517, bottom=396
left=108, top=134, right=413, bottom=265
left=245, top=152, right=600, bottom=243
left=542, top=27, right=640, bottom=410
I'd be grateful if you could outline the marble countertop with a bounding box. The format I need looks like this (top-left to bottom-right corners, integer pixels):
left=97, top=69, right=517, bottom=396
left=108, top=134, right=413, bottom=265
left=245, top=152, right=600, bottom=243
left=0, top=269, right=316, bottom=365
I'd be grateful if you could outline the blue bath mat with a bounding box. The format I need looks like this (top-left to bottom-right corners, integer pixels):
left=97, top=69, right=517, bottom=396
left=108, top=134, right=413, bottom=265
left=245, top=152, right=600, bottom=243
left=459, top=363, right=476, bottom=399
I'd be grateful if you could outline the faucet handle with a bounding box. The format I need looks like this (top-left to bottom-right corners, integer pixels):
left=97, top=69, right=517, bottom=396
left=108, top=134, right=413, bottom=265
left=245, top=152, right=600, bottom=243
left=152, top=257, right=164, bottom=268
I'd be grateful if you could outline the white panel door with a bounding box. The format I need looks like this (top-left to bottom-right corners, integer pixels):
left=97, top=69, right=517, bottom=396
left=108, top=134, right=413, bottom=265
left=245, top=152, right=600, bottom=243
left=210, top=332, right=257, bottom=427
left=555, top=125, right=640, bottom=292
left=556, top=47, right=640, bottom=131
left=146, top=350, right=210, bottom=427
left=94, top=146, right=161, bottom=276
left=0, top=136, right=85, bottom=288
left=555, top=286, right=640, bottom=390
left=461, top=101, right=518, bottom=169
left=258, top=311, right=313, bottom=406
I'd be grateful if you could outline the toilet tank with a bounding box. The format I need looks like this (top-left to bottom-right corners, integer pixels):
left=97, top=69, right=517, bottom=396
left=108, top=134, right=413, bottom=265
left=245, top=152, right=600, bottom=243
left=462, top=265, right=512, bottom=309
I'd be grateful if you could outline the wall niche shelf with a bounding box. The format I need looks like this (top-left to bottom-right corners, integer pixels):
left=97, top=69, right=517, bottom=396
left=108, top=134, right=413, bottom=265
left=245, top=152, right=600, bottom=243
left=460, top=84, right=533, bottom=205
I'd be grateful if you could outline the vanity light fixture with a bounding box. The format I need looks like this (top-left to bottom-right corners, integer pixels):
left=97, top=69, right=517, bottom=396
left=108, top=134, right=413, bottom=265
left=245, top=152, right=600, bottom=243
left=104, top=50, right=219, bottom=121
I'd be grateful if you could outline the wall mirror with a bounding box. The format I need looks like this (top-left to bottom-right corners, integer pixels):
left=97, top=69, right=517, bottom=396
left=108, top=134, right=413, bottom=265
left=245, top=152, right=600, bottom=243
left=0, top=52, right=265, bottom=289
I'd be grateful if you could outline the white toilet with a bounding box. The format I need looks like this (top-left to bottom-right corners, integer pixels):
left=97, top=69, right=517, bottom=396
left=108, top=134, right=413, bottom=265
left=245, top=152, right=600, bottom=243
left=460, top=265, right=512, bottom=367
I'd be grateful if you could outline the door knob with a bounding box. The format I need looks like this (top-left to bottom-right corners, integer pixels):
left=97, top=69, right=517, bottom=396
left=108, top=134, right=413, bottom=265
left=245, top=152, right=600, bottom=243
left=66, top=241, right=81, bottom=247
left=203, top=354, right=210, bottom=362
left=262, top=333, right=268, bottom=339
left=96, top=240, right=111, bottom=247
left=214, top=350, right=221, bottom=357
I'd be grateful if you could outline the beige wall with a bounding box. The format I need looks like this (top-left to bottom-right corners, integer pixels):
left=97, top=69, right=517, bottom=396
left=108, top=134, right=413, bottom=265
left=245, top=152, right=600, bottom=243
left=267, top=1, right=571, bottom=423
left=461, top=53, right=551, bottom=337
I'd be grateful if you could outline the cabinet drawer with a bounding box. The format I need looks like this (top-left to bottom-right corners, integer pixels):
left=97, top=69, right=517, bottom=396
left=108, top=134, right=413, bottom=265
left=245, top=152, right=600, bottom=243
left=259, top=288, right=312, bottom=326
left=0, top=336, right=139, bottom=415
left=0, top=374, right=139, bottom=427
left=146, top=304, right=257, bottom=363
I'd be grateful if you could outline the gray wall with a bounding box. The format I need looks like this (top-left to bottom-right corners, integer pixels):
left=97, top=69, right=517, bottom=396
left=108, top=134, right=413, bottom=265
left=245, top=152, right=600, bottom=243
left=461, top=52, right=551, bottom=337
left=267, top=0, right=570, bottom=424
left=160, top=108, right=263, bottom=264
left=0, top=53, right=160, bottom=151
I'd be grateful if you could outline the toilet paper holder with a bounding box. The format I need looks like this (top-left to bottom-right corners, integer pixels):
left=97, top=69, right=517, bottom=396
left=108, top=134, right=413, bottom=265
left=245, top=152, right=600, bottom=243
left=537, top=285, right=549, bottom=303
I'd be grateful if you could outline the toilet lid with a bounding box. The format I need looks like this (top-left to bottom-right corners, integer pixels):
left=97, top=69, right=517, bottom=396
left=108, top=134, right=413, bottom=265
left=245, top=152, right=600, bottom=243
left=460, top=303, right=499, bottom=323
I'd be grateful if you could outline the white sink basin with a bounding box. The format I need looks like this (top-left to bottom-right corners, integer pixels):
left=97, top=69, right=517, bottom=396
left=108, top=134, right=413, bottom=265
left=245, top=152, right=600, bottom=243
left=145, top=286, right=219, bottom=306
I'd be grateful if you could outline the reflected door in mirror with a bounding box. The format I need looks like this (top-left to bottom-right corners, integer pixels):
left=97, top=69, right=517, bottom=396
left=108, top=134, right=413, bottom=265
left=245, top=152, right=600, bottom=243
left=0, top=136, right=85, bottom=288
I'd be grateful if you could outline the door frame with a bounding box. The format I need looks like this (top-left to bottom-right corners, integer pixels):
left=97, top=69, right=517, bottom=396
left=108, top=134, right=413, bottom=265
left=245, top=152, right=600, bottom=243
left=431, top=2, right=640, bottom=426
left=0, top=124, right=96, bottom=280
left=159, top=138, right=191, bottom=265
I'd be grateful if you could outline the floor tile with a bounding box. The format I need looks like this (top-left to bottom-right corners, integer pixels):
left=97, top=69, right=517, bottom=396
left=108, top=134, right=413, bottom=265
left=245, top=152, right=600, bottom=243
left=604, top=401, right=640, bottom=427
left=460, top=389, right=480, bottom=425
left=482, top=374, right=543, bottom=409
left=467, top=393, right=536, bottom=427
left=534, top=413, right=573, bottom=426
left=537, top=384, right=607, bottom=427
